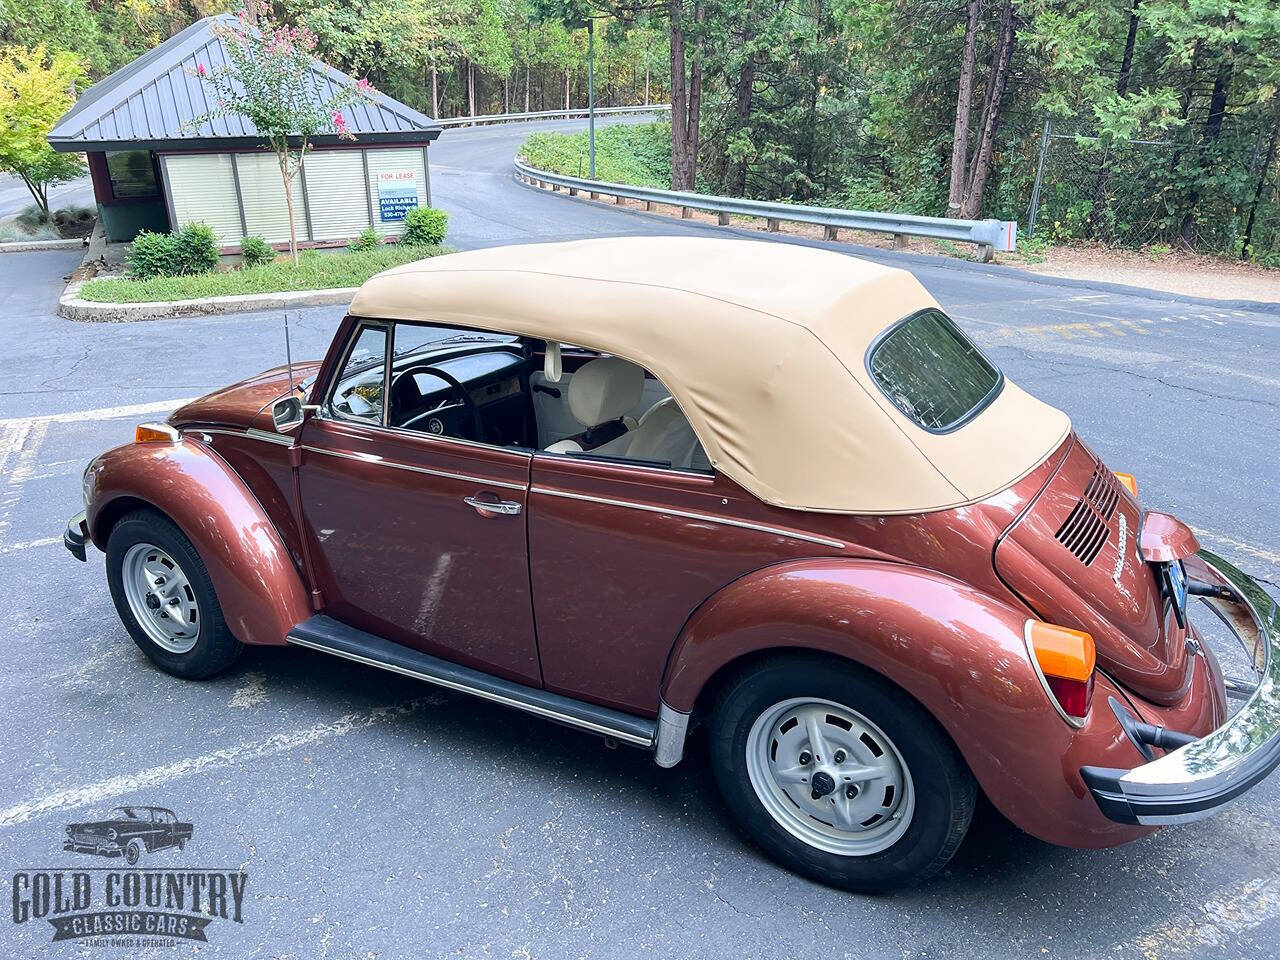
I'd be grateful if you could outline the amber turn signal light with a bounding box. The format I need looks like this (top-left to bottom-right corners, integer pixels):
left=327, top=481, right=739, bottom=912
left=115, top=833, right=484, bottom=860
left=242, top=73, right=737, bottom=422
left=1113, top=471, right=1138, bottom=497
left=1026, top=621, right=1097, bottom=723
left=135, top=422, right=179, bottom=443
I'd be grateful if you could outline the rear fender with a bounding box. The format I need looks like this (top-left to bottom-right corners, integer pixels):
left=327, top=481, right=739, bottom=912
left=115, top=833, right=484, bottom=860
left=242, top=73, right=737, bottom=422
left=84, top=437, right=310, bottom=646
left=661, top=558, right=1163, bottom=847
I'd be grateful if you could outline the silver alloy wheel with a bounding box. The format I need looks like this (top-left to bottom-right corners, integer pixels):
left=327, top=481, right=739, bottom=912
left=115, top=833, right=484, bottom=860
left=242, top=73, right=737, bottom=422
left=745, top=697, right=915, bottom=856
left=120, top=542, right=200, bottom=654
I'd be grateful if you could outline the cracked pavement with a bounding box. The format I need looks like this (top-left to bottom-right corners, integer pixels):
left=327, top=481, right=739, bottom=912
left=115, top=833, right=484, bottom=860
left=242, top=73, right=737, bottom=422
left=1, top=118, right=1279, bottom=959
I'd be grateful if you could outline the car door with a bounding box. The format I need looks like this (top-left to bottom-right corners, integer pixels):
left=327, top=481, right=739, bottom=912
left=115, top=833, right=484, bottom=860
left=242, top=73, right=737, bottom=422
left=295, top=319, right=541, bottom=686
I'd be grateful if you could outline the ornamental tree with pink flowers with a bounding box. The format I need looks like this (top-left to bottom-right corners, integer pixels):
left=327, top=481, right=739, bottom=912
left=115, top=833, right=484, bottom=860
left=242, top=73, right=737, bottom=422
left=190, top=1, right=377, bottom=264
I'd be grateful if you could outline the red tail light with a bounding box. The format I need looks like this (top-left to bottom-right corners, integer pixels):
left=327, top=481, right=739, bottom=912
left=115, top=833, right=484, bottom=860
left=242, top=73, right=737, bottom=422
left=1025, top=621, right=1097, bottom=726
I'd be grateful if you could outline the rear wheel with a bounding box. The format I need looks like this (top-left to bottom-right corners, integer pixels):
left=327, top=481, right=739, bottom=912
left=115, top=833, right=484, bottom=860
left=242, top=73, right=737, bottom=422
left=106, top=509, right=242, bottom=679
left=709, top=655, right=975, bottom=892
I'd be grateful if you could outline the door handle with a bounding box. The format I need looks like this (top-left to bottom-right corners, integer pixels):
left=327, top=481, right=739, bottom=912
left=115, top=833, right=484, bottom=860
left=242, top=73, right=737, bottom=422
left=464, top=495, right=523, bottom=517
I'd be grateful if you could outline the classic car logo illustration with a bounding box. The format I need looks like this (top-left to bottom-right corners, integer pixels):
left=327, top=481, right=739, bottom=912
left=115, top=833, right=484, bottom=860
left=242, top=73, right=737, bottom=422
left=64, top=805, right=193, bottom=866
left=8, top=806, right=248, bottom=947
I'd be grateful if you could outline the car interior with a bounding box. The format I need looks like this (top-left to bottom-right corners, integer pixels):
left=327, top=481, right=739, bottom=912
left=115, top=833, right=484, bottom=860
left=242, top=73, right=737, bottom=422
left=328, top=322, right=712, bottom=472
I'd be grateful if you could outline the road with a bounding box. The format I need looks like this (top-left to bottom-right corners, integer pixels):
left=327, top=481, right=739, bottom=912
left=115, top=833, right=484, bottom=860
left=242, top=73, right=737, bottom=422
left=0, top=172, right=94, bottom=221
left=1, top=117, right=1278, bottom=959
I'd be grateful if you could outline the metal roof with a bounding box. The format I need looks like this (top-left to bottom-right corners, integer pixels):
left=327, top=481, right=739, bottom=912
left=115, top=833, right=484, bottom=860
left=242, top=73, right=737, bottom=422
left=49, top=15, right=441, bottom=153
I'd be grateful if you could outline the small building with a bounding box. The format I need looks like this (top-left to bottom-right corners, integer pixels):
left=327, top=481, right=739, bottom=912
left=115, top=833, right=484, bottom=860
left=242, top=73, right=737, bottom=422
left=47, top=14, right=442, bottom=247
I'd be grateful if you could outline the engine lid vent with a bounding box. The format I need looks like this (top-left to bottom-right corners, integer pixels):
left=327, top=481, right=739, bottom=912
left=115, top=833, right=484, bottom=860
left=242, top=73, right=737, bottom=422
left=1054, top=466, right=1120, bottom=565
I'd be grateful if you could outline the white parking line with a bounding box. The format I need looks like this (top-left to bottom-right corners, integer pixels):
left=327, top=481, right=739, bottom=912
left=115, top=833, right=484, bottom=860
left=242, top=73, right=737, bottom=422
left=0, top=698, right=437, bottom=828
left=0, top=397, right=198, bottom=429
left=1192, top=528, right=1280, bottom=569
left=0, top=536, right=60, bottom=554
left=1130, top=873, right=1280, bottom=958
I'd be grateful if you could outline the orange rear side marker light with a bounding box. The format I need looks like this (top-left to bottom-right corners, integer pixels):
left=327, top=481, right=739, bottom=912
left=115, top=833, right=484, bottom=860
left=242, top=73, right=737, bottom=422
left=1113, top=471, right=1138, bottom=497
left=1026, top=621, right=1096, bottom=681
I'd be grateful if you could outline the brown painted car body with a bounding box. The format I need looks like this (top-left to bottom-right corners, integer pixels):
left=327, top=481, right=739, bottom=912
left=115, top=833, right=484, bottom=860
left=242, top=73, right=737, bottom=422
left=75, top=308, right=1244, bottom=852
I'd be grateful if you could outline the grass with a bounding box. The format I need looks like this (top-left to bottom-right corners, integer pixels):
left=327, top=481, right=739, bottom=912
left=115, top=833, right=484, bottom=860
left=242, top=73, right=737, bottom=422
left=78, top=244, right=450, bottom=303
left=519, top=121, right=672, bottom=188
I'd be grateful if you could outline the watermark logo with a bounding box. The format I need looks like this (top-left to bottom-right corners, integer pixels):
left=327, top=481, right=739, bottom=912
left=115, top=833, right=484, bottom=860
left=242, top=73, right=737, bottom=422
left=10, top=805, right=248, bottom=948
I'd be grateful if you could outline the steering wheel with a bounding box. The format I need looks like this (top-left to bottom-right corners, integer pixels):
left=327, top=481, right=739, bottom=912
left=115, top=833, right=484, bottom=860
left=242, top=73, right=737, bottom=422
left=392, top=364, right=485, bottom=441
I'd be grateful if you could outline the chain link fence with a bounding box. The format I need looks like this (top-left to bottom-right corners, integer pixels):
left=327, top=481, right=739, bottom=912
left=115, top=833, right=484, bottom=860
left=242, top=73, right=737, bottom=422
left=1025, top=117, right=1279, bottom=259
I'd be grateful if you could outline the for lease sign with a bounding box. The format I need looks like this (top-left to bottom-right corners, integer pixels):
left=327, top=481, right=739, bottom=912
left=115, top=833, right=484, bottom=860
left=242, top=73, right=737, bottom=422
left=377, top=169, right=419, bottom=222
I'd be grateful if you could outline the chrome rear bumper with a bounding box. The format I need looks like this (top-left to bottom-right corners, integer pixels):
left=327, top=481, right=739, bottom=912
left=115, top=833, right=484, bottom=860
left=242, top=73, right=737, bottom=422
left=1082, top=549, right=1280, bottom=825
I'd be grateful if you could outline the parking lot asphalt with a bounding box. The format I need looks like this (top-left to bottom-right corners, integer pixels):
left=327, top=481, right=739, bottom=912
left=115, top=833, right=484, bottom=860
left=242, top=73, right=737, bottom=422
left=1, top=119, right=1279, bottom=959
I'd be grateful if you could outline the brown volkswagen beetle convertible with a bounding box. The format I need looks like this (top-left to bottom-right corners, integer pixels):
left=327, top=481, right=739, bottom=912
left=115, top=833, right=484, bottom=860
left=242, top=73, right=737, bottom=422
left=66, top=237, right=1279, bottom=891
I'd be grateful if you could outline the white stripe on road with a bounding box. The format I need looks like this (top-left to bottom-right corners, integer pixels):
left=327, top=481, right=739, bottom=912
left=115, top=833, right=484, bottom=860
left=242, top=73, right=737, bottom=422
left=1130, top=873, right=1280, bottom=957
left=1192, top=528, right=1280, bottom=569
left=0, top=698, right=438, bottom=828
left=0, top=397, right=198, bottom=429
left=0, top=536, right=60, bottom=554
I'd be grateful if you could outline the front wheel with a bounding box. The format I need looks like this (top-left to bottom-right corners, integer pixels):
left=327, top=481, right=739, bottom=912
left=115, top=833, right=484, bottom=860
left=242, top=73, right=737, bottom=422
left=709, top=656, right=976, bottom=893
left=124, top=839, right=143, bottom=866
left=106, top=509, right=242, bottom=679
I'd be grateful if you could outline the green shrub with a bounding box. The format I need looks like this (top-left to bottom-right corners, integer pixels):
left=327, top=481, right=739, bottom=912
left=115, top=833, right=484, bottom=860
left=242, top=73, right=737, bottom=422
left=519, top=122, right=673, bottom=188
left=126, top=223, right=220, bottom=278
left=172, top=223, right=219, bottom=274
left=52, top=205, right=94, bottom=227
left=348, top=227, right=381, bottom=253
left=0, top=220, right=60, bottom=242
left=240, top=235, right=276, bottom=269
left=400, top=206, right=448, bottom=246
left=15, top=204, right=52, bottom=229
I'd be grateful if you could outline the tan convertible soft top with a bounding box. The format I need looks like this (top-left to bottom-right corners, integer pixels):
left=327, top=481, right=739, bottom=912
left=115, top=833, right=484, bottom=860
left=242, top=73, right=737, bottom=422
left=350, top=237, right=1069, bottom=514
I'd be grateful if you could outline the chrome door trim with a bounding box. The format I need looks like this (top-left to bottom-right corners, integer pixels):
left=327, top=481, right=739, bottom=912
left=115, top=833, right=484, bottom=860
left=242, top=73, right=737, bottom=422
left=286, top=634, right=654, bottom=747
left=301, top=444, right=527, bottom=492
left=530, top=485, right=845, bottom=549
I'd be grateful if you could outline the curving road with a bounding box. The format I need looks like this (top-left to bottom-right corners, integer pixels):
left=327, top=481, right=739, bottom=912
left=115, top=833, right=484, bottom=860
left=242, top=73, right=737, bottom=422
left=0, top=117, right=1278, bottom=959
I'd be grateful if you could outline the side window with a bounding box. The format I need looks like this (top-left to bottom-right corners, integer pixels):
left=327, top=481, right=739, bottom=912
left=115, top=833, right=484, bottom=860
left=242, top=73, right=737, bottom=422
left=329, top=325, right=388, bottom=424
left=536, top=350, right=711, bottom=473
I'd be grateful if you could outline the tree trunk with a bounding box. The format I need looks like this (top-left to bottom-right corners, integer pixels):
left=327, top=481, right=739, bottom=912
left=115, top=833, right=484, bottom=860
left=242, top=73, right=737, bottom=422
left=961, top=0, right=1017, bottom=219
left=430, top=63, right=439, bottom=119
left=669, top=0, right=703, bottom=191
left=564, top=69, right=570, bottom=111
left=1088, top=0, right=1142, bottom=234
left=1241, top=111, right=1280, bottom=259
left=644, top=58, right=650, bottom=105
left=730, top=42, right=756, bottom=197
left=947, top=0, right=981, bottom=215
left=467, top=60, right=476, bottom=116
left=280, top=154, right=299, bottom=266
left=1181, top=50, right=1234, bottom=242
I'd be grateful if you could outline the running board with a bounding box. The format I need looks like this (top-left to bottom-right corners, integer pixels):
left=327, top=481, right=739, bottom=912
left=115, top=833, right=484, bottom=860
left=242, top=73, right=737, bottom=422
left=286, top=615, right=657, bottom=749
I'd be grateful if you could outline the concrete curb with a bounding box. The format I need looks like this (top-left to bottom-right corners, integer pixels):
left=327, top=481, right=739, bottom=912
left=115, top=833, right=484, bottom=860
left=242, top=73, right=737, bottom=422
left=0, top=238, right=87, bottom=253
left=513, top=172, right=1280, bottom=316
left=57, top=280, right=357, bottom=322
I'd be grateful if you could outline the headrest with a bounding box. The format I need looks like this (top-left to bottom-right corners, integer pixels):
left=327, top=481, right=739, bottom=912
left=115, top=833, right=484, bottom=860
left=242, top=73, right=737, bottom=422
left=567, top=357, right=644, bottom=426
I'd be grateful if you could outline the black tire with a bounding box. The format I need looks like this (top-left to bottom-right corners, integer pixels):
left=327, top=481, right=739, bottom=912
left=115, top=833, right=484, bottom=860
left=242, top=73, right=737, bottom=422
left=125, top=839, right=142, bottom=866
left=105, top=509, right=243, bottom=679
left=708, top=655, right=976, bottom=893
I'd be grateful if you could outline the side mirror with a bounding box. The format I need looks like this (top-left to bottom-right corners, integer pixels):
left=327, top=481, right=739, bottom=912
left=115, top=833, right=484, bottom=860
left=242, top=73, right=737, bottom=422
left=272, top=396, right=305, bottom=433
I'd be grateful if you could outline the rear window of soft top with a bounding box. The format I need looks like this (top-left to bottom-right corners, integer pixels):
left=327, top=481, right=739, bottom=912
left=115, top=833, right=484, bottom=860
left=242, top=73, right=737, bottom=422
left=867, top=308, right=1003, bottom=433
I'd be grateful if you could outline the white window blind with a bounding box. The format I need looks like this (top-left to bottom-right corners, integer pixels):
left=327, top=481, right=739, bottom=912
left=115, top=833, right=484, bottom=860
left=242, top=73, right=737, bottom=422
left=235, top=153, right=294, bottom=244
left=162, top=154, right=241, bottom=244
left=365, top=148, right=427, bottom=237
left=302, top=150, right=371, bottom=241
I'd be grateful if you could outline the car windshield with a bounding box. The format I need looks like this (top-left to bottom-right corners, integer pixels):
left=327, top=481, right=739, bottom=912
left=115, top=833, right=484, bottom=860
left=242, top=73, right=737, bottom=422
left=112, top=806, right=143, bottom=819
left=867, top=308, right=1002, bottom=433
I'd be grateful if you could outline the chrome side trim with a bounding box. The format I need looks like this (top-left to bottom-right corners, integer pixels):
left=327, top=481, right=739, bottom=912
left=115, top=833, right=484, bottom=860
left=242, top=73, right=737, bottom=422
left=286, top=634, right=654, bottom=747
left=301, top=444, right=527, bottom=491
left=196, top=426, right=293, bottom=447
left=654, top=701, right=691, bottom=768
left=530, top=486, right=845, bottom=549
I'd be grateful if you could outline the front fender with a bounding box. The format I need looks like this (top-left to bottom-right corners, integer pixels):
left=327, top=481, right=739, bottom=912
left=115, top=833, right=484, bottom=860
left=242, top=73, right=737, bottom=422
left=661, top=558, right=1166, bottom=847
left=84, top=437, right=310, bottom=646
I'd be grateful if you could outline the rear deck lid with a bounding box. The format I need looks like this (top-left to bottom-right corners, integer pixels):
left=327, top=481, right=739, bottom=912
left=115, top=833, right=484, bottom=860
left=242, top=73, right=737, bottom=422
left=994, top=437, right=1191, bottom=705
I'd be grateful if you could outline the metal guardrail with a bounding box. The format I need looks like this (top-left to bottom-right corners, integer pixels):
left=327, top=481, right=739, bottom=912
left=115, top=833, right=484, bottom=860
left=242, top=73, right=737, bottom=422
left=513, top=156, right=1017, bottom=259
left=437, top=105, right=670, bottom=129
